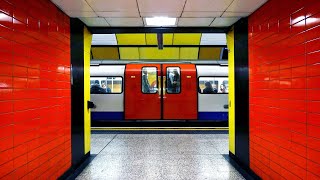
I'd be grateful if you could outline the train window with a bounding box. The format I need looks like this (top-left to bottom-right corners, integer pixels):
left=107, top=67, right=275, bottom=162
left=90, top=77, right=123, bottom=94
left=166, top=67, right=181, bottom=94
left=141, top=67, right=158, bottom=94
left=198, top=77, right=228, bottom=94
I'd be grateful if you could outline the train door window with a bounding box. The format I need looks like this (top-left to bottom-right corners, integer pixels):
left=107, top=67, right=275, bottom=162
left=90, top=77, right=123, bottom=94
left=198, top=77, right=228, bottom=94
left=166, top=67, right=181, bottom=94
left=141, top=67, right=158, bottom=94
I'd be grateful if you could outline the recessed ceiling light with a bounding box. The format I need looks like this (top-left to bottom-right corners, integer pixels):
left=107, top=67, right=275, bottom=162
left=145, top=17, right=176, bottom=26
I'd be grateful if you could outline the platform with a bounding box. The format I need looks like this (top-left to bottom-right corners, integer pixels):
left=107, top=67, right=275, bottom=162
left=73, top=131, right=247, bottom=180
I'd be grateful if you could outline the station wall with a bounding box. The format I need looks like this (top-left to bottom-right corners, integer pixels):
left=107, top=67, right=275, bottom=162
left=0, top=0, right=71, bottom=179
left=249, top=0, right=320, bottom=179
left=92, top=46, right=224, bottom=60
left=91, top=33, right=226, bottom=60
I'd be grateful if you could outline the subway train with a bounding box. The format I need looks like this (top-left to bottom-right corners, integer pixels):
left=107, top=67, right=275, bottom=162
left=90, top=63, right=228, bottom=122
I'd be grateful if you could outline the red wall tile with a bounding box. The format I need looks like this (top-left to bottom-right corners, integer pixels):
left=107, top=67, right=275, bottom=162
left=0, top=0, right=71, bottom=179
left=249, top=0, right=320, bottom=179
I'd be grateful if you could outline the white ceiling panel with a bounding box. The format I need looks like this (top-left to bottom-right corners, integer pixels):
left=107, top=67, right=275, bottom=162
left=86, top=0, right=138, bottom=11
left=96, top=11, right=140, bottom=18
left=65, top=11, right=97, bottom=17
left=56, top=0, right=93, bottom=11
left=178, top=18, right=213, bottom=27
left=140, top=12, right=181, bottom=18
left=200, top=33, right=227, bottom=45
left=106, top=18, right=144, bottom=27
left=92, top=34, right=117, bottom=45
left=138, top=0, right=185, bottom=13
left=184, top=0, right=233, bottom=12
left=50, top=0, right=262, bottom=27
left=222, top=12, right=251, bottom=17
left=182, top=11, right=223, bottom=18
left=210, top=17, right=240, bottom=27
left=80, top=17, right=109, bottom=27
left=227, top=0, right=267, bottom=12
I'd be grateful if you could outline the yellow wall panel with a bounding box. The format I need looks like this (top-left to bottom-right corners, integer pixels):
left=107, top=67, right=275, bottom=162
left=139, top=47, right=179, bottom=59
left=173, top=33, right=201, bottom=45
left=83, top=27, right=92, bottom=154
left=116, top=34, right=146, bottom=45
left=146, top=33, right=173, bottom=45
left=180, top=48, right=199, bottom=60
left=145, top=34, right=157, bottom=45
left=91, top=47, right=119, bottom=59
left=119, top=47, right=140, bottom=59
left=164, top=34, right=174, bottom=45
left=199, top=47, right=222, bottom=60
left=227, top=27, right=235, bottom=155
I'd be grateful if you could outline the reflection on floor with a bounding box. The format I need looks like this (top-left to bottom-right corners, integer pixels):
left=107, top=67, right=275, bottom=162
left=76, top=131, right=245, bottom=180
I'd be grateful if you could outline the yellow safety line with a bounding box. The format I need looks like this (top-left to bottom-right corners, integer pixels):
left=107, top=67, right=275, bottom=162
left=91, top=128, right=228, bottom=131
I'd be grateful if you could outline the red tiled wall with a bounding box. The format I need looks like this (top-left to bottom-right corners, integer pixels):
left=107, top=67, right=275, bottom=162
left=0, top=0, right=71, bottom=179
left=249, top=0, right=320, bottom=179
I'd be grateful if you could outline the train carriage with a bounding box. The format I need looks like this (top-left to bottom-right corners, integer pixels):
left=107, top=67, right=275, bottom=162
left=90, top=62, right=228, bottom=122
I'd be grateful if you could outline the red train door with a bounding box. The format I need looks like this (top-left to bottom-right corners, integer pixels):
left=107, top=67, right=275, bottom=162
left=162, top=64, right=197, bottom=120
left=125, top=64, right=161, bottom=120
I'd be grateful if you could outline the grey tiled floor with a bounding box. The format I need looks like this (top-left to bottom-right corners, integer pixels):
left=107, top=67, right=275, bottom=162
left=76, top=132, right=245, bottom=180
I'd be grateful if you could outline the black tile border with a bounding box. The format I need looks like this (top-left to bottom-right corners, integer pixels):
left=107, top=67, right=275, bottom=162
left=228, top=152, right=261, bottom=180
left=58, top=152, right=91, bottom=180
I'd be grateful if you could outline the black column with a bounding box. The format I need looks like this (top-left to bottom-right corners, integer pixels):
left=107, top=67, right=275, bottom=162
left=70, top=18, right=86, bottom=167
left=234, top=18, right=249, bottom=167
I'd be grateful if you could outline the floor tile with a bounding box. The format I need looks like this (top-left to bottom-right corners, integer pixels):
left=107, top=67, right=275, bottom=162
left=76, top=132, right=244, bottom=180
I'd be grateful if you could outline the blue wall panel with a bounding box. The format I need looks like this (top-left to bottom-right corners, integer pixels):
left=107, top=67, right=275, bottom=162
left=91, top=112, right=124, bottom=121
left=198, top=112, right=228, bottom=121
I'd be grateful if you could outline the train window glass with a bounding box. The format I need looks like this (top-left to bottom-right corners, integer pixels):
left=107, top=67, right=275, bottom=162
left=90, top=80, right=95, bottom=85
left=142, top=67, right=158, bottom=94
left=166, top=67, right=181, bottom=94
left=90, top=77, right=123, bottom=94
left=198, top=77, right=228, bottom=94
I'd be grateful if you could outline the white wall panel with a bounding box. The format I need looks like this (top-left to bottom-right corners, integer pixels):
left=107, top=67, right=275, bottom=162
left=91, top=95, right=124, bottom=112
left=196, top=65, right=228, bottom=77
left=198, top=94, right=228, bottom=112
left=90, top=65, right=125, bottom=77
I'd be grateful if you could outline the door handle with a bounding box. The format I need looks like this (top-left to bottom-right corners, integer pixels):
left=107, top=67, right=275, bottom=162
left=87, top=101, right=95, bottom=109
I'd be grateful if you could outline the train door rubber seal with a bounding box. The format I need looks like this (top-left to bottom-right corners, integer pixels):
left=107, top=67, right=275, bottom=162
left=160, top=64, right=163, bottom=120
left=123, top=64, right=126, bottom=120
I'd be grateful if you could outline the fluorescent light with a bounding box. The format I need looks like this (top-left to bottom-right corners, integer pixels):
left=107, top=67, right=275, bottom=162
left=145, top=17, right=176, bottom=26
